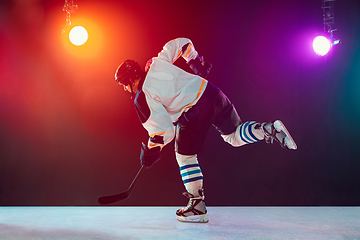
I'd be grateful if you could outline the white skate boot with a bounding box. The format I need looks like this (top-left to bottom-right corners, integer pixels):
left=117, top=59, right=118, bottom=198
left=176, top=189, right=209, bottom=223
left=256, top=120, right=297, bottom=150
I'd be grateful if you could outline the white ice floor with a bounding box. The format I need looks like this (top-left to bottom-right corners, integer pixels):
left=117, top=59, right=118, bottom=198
left=0, top=207, right=360, bottom=239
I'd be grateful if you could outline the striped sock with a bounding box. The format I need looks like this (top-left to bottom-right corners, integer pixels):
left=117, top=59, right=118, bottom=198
left=222, top=121, right=264, bottom=147
left=238, top=121, right=264, bottom=144
left=176, top=153, right=203, bottom=196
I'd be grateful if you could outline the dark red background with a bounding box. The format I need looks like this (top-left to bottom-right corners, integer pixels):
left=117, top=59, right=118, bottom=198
left=1, top=0, right=360, bottom=206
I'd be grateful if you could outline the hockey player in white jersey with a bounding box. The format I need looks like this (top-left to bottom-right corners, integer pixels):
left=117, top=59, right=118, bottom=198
left=114, top=38, right=297, bottom=223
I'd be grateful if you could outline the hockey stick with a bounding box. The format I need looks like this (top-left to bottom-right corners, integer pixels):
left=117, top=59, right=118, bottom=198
left=98, top=165, right=145, bottom=205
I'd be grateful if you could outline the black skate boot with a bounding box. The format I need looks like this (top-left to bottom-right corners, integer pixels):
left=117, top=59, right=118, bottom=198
left=176, top=188, right=209, bottom=223
left=256, top=120, right=297, bottom=150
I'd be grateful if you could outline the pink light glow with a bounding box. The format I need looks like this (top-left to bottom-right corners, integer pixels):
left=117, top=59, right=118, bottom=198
left=313, top=36, right=331, bottom=56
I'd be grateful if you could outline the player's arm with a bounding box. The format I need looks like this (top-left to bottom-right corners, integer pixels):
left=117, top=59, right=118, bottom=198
left=139, top=96, right=175, bottom=168
left=158, top=38, right=212, bottom=78
left=180, top=39, right=212, bottom=78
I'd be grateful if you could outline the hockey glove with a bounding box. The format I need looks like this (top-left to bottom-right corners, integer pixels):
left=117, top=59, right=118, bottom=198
left=140, top=142, right=161, bottom=168
left=188, top=55, right=212, bottom=78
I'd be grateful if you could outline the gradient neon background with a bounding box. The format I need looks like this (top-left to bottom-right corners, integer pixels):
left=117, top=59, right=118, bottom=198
left=1, top=0, right=360, bottom=206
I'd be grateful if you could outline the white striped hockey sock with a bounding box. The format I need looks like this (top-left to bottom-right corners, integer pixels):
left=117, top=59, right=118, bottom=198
left=222, top=121, right=264, bottom=147
left=176, top=153, right=203, bottom=197
left=238, top=121, right=264, bottom=144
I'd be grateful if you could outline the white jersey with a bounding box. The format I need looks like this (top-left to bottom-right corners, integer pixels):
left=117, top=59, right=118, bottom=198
left=139, top=38, right=208, bottom=148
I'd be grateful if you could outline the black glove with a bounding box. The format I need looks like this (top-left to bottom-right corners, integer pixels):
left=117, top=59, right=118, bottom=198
left=188, top=55, right=212, bottom=78
left=140, top=142, right=161, bottom=168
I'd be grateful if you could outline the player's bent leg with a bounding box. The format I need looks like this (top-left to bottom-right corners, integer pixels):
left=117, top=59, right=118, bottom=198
left=222, top=120, right=297, bottom=150
left=221, top=121, right=264, bottom=147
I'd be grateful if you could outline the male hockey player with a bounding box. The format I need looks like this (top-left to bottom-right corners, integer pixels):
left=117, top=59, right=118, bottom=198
left=114, top=38, right=297, bottom=223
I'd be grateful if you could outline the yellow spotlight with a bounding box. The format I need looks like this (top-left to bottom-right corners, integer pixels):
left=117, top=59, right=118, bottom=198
left=69, top=26, right=88, bottom=46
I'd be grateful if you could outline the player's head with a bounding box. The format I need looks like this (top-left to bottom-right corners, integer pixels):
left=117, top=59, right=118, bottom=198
left=115, top=60, right=142, bottom=87
left=115, top=60, right=144, bottom=98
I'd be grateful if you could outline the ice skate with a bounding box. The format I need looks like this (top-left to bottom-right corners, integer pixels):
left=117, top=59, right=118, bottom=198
left=256, top=120, right=297, bottom=150
left=176, top=189, right=209, bottom=223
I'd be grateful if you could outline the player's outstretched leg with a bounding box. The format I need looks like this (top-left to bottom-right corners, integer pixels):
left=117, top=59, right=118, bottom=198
left=176, top=188, right=209, bottom=223
left=221, top=120, right=297, bottom=150
left=256, top=120, right=297, bottom=150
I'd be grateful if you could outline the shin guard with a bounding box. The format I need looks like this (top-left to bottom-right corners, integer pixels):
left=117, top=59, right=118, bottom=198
left=176, top=153, right=203, bottom=196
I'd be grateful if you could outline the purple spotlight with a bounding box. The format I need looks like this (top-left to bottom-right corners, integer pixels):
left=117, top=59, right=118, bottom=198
left=313, top=36, right=331, bottom=56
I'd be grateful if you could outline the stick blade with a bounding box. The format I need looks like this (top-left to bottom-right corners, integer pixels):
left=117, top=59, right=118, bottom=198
left=98, top=165, right=144, bottom=205
left=98, top=191, right=129, bottom=205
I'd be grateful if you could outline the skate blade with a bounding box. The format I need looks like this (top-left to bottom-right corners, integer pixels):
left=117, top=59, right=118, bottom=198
left=177, top=214, right=209, bottom=223
left=274, top=120, right=297, bottom=150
